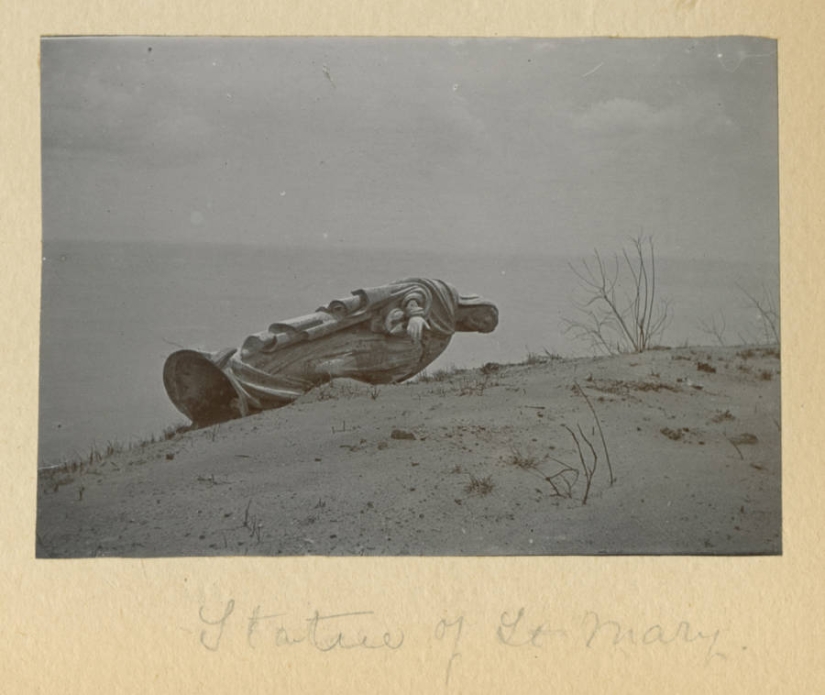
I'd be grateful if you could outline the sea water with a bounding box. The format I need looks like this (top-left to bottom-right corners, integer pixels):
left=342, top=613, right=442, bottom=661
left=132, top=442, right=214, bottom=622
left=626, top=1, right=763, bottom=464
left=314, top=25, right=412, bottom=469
left=37, top=239, right=777, bottom=467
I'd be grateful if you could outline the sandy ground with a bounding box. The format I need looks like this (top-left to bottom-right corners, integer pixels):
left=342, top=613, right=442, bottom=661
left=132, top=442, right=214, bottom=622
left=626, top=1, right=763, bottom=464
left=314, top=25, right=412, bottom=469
left=36, top=345, right=781, bottom=558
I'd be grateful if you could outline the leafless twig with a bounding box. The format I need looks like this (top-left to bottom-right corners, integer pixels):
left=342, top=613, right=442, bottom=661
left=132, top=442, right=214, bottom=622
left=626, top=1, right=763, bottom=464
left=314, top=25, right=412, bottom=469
left=572, top=382, right=614, bottom=485
left=563, top=424, right=597, bottom=505
left=563, top=235, right=671, bottom=354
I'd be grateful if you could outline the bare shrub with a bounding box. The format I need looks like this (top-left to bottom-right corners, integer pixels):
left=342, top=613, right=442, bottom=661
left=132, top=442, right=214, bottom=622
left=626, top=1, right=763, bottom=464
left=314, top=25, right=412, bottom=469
left=506, top=384, right=613, bottom=506
left=699, top=284, right=779, bottom=350
left=738, top=283, right=780, bottom=346
left=697, top=312, right=728, bottom=346
left=572, top=382, right=614, bottom=486
left=544, top=465, right=579, bottom=499
left=563, top=235, right=671, bottom=354
left=561, top=424, right=598, bottom=505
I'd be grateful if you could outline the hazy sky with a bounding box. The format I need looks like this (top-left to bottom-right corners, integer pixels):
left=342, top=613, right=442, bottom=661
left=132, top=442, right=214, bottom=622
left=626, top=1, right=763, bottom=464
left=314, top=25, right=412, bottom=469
left=41, top=36, right=778, bottom=261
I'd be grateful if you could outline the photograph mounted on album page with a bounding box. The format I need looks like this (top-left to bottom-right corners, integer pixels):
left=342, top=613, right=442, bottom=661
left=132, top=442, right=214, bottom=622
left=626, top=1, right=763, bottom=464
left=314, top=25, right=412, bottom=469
left=2, top=0, right=822, bottom=693
left=36, top=35, right=780, bottom=559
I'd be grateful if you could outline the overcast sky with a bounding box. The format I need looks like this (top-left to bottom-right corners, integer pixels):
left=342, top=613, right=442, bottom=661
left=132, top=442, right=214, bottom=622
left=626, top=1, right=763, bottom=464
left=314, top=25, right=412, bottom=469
left=41, top=36, right=778, bottom=261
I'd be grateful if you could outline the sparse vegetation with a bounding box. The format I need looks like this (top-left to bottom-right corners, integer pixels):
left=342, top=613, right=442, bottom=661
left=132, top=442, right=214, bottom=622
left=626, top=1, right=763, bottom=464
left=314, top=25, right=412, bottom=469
left=698, top=284, right=779, bottom=349
left=40, top=330, right=783, bottom=557
left=39, top=422, right=191, bottom=481
left=560, top=423, right=599, bottom=505
left=505, top=447, right=539, bottom=470
left=710, top=409, right=735, bottom=423
left=738, top=283, right=780, bottom=346
left=522, top=348, right=563, bottom=366
left=243, top=499, right=263, bottom=543
left=315, top=380, right=338, bottom=400
left=464, top=474, right=495, bottom=497
left=697, top=312, right=728, bottom=346
left=563, top=234, right=671, bottom=354
left=543, top=464, right=579, bottom=499
left=588, top=378, right=679, bottom=396
left=415, top=365, right=465, bottom=383
left=504, top=382, right=614, bottom=506
left=727, top=438, right=744, bottom=459
left=726, top=432, right=759, bottom=460
left=660, top=427, right=684, bottom=441
left=572, top=382, right=614, bottom=486
left=457, top=374, right=491, bottom=396
left=729, top=432, right=759, bottom=446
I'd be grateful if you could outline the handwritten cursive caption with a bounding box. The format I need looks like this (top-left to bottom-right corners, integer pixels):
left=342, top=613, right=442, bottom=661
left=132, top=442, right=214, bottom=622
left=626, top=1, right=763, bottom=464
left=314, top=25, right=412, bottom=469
left=197, top=601, right=734, bottom=685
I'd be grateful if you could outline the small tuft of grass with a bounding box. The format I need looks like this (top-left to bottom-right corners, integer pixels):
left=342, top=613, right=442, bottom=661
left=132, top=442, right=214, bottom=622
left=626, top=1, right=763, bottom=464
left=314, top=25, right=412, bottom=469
left=522, top=348, right=562, bottom=366
left=711, top=409, right=736, bottom=423
left=660, top=427, right=684, bottom=441
left=759, top=369, right=773, bottom=381
left=464, top=474, right=495, bottom=497
left=505, top=447, right=539, bottom=470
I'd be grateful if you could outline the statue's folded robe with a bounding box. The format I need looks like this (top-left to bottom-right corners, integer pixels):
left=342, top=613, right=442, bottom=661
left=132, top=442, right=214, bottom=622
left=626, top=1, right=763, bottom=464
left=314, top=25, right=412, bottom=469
left=163, top=279, right=482, bottom=426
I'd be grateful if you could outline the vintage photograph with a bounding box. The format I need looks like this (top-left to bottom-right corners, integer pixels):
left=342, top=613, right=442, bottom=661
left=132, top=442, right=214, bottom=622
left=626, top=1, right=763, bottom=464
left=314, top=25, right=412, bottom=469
left=36, top=36, right=780, bottom=557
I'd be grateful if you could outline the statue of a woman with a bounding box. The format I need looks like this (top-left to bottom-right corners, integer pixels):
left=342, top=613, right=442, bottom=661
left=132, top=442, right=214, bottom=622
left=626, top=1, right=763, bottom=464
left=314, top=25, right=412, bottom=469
left=163, top=278, right=498, bottom=426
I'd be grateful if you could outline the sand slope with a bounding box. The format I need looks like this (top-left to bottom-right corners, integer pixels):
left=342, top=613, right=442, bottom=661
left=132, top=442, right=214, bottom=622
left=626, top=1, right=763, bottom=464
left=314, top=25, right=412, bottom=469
left=36, top=345, right=781, bottom=557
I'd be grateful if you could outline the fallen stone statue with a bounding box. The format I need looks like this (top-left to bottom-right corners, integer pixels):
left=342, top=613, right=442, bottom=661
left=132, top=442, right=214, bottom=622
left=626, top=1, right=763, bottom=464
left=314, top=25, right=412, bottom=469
left=163, top=278, right=499, bottom=426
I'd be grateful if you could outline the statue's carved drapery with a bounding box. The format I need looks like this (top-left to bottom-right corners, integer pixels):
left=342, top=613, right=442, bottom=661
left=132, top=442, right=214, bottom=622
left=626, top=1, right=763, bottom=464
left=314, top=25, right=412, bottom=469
left=163, top=278, right=498, bottom=426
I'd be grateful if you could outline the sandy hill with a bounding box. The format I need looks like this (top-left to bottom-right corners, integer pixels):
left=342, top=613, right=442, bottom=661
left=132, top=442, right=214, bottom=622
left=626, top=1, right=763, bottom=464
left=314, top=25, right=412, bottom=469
left=36, top=345, right=781, bottom=557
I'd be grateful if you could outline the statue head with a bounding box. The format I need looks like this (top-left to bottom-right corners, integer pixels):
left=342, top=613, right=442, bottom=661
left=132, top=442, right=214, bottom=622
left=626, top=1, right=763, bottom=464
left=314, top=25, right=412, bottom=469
left=455, top=297, right=499, bottom=333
